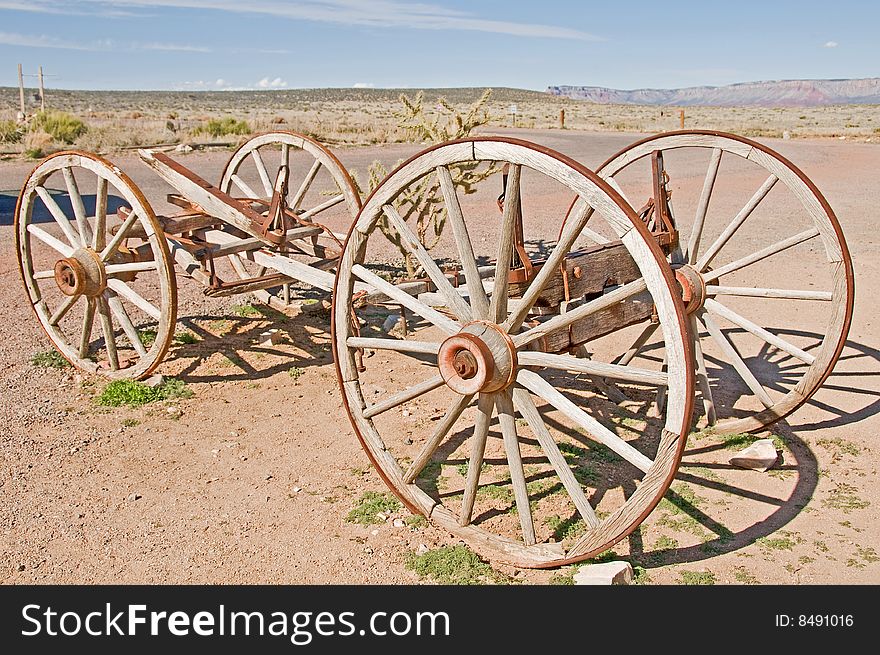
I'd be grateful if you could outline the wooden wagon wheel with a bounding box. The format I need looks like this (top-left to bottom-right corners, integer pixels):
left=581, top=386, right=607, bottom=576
left=332, top=137, right=694, bottom=567
left=16, top=151, right=177, bottom=380
left=592, top=130, right=854, bottom=435
left=218, top=131, right=361, bottom=307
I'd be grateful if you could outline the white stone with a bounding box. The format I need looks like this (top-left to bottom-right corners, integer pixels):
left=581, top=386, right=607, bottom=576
left=143, top=374, right=164, bottom=388
left=392, top=518, right=406, bottom=528
left=416, top=544, right=430, bottom=555
left=175, top=143, right=193, bottom=153
left=729, top=438, right=779, bottom=471
left=782, top=130, right=791, bottom=140
left=574, top=561, right=633, bottom=586
left=258, top=330, right=282, bottom=346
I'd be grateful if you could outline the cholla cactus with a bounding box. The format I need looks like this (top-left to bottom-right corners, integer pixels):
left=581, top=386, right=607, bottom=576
left=366, top=89, right=500, bottom=278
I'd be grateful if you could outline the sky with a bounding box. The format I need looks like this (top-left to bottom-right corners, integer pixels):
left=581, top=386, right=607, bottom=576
left=0, top=0, right=876, bottom=91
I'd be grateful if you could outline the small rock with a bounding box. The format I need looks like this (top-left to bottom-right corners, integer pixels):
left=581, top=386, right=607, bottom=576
left=265, top=473, right=273, bottom=480
left=729, top=439, right=779, bottom=471
left=416, top=544, right=430, bottom=555
left=126, top=493, right=141, bottom=502
left=392, top=518, right=406, bottom=528
left=402, top=409, right=410, bottom=418
left=18, top=564, right=26, bottom=572
left=782, top=130, right=791, bottom=140
left=382, top=314, right=400, bottom=333
left=370, top=529, right=379, bottom=536
left=574, top=561, right=633, bottom=585
left=143, top=374, right=164, bottom=388
left=376, top=512, right=389, bottom=522
left=166, top=406, right=182, bottom=417
left=364, top=546, right=373, bottom=554
left=175, top=143, right=193, bottom=153
left=292, top=486, right=302, bottom=493
left=299, top=299, right=323, bottom=315
left=258, top=330, right=282, bottom=347
left=403, top=437, right=413, bottom=445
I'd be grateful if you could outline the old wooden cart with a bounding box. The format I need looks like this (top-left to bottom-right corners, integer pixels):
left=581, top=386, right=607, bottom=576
left=15, top=130, right=853, bottom=567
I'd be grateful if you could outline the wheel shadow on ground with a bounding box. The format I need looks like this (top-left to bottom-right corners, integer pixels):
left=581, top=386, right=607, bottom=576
left=0, top=189, right=129, bottom=226
left=164, top=301, right=336, bottom=383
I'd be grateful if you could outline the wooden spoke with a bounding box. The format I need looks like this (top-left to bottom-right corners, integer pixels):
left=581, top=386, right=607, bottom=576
left=489, top=164, right=521, bottom=323
left=100, top=210, right=140, bottom=261
left=403, top=393, right=474, bottom=483
left=106, top=292, right=147, bottom=357
left=706, top=285, right=832, bottom=301
left=697, top=174, right=778, bottom=270
left=280, top=142, right=290, bottom=169
left=49, top=294, right=79, bottom=326
left=518, top=350, right=668, bottom=386
left=689, top=315, right=717, bottom=425
left=687, top=147, right=722, bottom=264
left=79, top=298, right=96, bottom=358
left=363, top=375, right=445, bottom=419
left=616, top=321, right=659, bottom=366
left=27, top=224, right=75, bottom=257
left=93, top=177, right=108, bottom=251
left=699, top=310, right=774, bottom=408
left=436, top=165, right=490, bottom=319
left=496, top=389, right=536, bottom=545
left=459, top=393, right=494, bottom=526
left=106, top=278, right=161, bottom=320
left=298, top=194, right=345, bottom=220
left=105, top=261, right=159, bottom=276
left=251, top=150, right=274, bottom=197
left=513, top=278, right=647, bottom=349
left=704, top=297, right=815, bottom=364
left=517, top=369, right=654, bottom=473
left=33, top=269, right=55, bottom=280
left=503, top=198, right=595, bottom=333
left=62, top=167, right=92, bottom=247
left=383, top=204, right=473, bottom=322
left=346, top=336, right=440, bottom=356
left=289, top=160, right=322, bottom=210
left=703, top=227, right=820, bottom=282
left=35, top=187, right=80, bottom=248
left=96, top=296, right=119, bottom=370
left=512, top=388, right=600, bottom=529
left=231, top=174, right=260, bottom=200
left=351, top=264, right=460, bottom=334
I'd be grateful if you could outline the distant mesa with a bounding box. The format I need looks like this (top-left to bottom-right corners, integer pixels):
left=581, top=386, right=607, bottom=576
left=546, top=78, right=880, bottom=106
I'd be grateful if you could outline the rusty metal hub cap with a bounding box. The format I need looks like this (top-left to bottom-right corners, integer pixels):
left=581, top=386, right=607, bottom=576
left=53, top=249, right=106, bottom=297
left=438, top=321, right=517, bottom=395
left=673, top=264, right=707, bottom=314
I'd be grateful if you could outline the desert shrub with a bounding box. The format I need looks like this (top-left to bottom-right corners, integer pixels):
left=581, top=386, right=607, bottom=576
left=96, top=378, right=192, bottom=407
left=192, top=117, right=251, bottom=138
left=22, top=130, right=54, bottom=158
left=0, top=119, right=23, bottom=143
left=31, top=111, right=88, bottom=144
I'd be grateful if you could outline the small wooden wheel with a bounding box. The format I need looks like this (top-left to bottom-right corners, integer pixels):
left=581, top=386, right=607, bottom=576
left=16, top=151, right=177, bottom=379
left=594, top=130, right=854, bottom=435
left=333, top=137, right=694, bottom=567
left=218, top=131, right=361, bottom=307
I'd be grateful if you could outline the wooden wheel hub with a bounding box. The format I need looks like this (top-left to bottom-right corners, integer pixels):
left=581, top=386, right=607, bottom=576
left=54, top=250, right=106, bottom=297
left=438, top=321, right=517, bottom=394
left=674, top=264, right=706, bottom=314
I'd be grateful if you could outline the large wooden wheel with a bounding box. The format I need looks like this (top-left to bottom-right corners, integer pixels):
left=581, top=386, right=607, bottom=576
left=16, top=152, right=177, bottom=379
left=333, top=137, right=694, bottom=567
left=219, top=131, right=361, bottom=306
left=594, top=130, right=854, bottom=435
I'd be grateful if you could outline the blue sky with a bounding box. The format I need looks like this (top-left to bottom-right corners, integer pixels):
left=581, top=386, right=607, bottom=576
left=0, top=1, right=876, bottom=91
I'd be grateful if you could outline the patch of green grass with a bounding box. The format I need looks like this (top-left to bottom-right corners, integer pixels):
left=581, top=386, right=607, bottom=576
left=719, top=431, right=785, bottom=451
left=633, top=566, right=652, bottom=585
left=823, top=483, right=870, bottom=513
left=344, top=491, right=401, bottom=525
left=815, top=540, right=830, bottom=553
left=573, top=463, right=598, bottom=485
left=404, top=514, right=427, bottom=529
left=96, top=378, right=192, bottom=407
left=138, top=329, right=157, bottom=348
left=476, top=483, right=513, bottom=504
left=585, top=441, right=621, bottom=463
left=0, top=119, right=23, bottom=143
left=757, top=534, right=797, bottom=552
left=192, top=117, right=251, bottom=138
left=288, top=367, right=305, bottom=381
left=406, top=545, right=509, bottom=585
left=417, top=461, right=446, bottom=492
left=230, top=303, right=261, bottom=317
left=31, top=110, right=87, bottom=144
left=31, top=350, right=70, bottom=369
left=543, top=515, right=587, bottom=542
left=548, top=567, right=576, bottom=585
left=734, top=567, right=759, bottom=585
left=678, top=570, right=716, bottom=585
left=653, top=535, right=679, bottom=551
left=856, top=546, right=879, bottom=564
left=816, top=437, right=861, bottom=460
left=558, top=442, right=588, bottom=462
left=121, top=418, right=140, bottom=427
left=24, top=147, right=45, bottom=159
left=690, top=466, right=722, bottom=482
left=173, top=331, right=198, bottom=345
left=455, top=461, right=488, bottom=478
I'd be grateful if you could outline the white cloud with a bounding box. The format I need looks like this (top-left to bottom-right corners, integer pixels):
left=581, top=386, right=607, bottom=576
left=215, top=78, right=227, bottom=87
left=824, top=41, right=839, bottom=48
left=257, top=76, right=288, bottom=88
left=139, top=41, right=211, bottom=52
left=352, top=82, right=374, bottom=88
left=0, top=1, right=600, bottom=40
left=0, top=30, right=210, bottom=52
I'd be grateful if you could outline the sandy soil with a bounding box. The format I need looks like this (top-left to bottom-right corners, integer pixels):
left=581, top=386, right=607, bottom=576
left=1, top=128, right=878, bottom=585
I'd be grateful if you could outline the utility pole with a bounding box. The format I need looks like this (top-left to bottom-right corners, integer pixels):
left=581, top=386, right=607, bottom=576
left=38, top=65, right=45, bottom=112
left=17, top=63, right=26, bottom=118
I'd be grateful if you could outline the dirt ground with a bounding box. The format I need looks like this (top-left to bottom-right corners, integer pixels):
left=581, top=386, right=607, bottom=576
left=1, top=128, right=878, bottom=584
